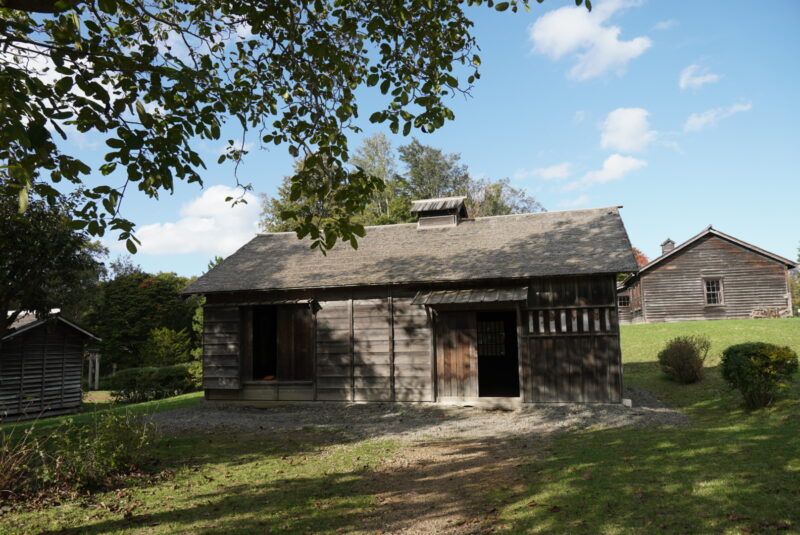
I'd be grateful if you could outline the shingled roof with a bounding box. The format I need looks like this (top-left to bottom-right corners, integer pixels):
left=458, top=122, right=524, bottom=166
left=184, top=206, right=637, bottom=294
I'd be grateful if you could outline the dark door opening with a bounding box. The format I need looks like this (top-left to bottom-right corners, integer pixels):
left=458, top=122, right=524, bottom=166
left=477, top=310, right=520, bottom=397
left=252, top=306, right=277, bottom=380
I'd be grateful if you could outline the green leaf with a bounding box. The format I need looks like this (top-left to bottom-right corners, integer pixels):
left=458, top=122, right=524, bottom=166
left=125, top=238, right=137, bottom=254
left=98, top=0, right=117, bottom=14
left=495, top=2, right=510, bottom=11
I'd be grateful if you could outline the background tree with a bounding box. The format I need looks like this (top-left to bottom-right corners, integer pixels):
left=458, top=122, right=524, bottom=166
left=467, top=177, right=544, bottom=217
left=260, top=135, right=545, bottom=232
left=87, top=271, right=200, bottom=369
left=632, top=247, right=650, bottom=267
left=2, top=0, right=585, bottom=253
left=398, top=139, right=472, bottom=201
left=0, top=194, right=102, bottom=338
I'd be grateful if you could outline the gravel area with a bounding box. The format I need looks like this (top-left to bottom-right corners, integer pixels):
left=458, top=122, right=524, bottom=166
left=148, top=385, right=685, bottom=441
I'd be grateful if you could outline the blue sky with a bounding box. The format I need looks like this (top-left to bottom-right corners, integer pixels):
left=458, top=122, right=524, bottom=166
left=66, top=0, right=799, bottom=276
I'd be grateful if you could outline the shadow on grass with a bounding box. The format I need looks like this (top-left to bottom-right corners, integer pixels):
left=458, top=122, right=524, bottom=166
left=497, top=406, right=800, bottom=534
left=31, top=430, right=544, bottom=535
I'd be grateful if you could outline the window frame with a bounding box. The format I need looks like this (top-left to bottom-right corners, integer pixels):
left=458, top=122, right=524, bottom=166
left=617, top=295, right=630, bottom=308
left=703, top=277, right=725, bottom=307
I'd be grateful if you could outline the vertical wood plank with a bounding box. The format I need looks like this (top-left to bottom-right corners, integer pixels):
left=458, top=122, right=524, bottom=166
left=349, top=297, right=354, bottom=402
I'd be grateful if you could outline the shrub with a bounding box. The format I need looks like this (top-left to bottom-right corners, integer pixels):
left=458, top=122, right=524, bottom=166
left=141, top=327, right=193, bottom=367
left=0, top=427, right=38, bottom=502
left=721, top=342, right=799, bottom=409
left=1, top=411, right=155, bottom=501
left=657, top=335, right=710, bottom=384
left=44, top=412, right=155, bottom=490
left=108, top=363, right=200, bottom=404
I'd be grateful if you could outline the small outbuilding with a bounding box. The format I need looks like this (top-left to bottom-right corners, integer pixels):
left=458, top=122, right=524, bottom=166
left=0, top=314, right=100, bottom=421
left=184, top=199, right=638, bottom=405
left=618, top=226, right=797, bottom=324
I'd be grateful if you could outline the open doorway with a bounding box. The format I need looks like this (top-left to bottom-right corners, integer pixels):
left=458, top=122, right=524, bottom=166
left=476, top=310, right=519, bottom=397
left=252, top=306, right=277, bottom=380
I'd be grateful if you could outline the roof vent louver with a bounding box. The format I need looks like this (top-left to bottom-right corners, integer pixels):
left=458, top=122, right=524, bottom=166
left=410, top=196, right=468, bottom=229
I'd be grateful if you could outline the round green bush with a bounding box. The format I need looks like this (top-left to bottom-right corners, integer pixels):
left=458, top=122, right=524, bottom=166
left=721, top=342, right=799, bottom=409
left=657, top=335, right=710, bottom=384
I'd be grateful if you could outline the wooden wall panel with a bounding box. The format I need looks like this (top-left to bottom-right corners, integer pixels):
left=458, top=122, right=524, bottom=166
left=315, top=299, right=351, bottom=400
left=639, top=235, right=791, bottom=323
left=203, top=306, right=240, bottom=389
left=353, top=298, right=392, bottom=401
left=392, top=297, right=433, bottom=401
left=524, top=275, right=623, bottom=403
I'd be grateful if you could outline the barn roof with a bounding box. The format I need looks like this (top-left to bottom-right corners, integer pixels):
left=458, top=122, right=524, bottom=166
left=621, top=226, right=798, bottom=288
left=184, top=206, right=638, bottom=294
left=3, top=313, right=100, bottom=342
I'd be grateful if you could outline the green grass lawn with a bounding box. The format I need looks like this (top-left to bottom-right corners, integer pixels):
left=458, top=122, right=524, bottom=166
left=2, top=318, right=799, bottom=534
left=495, top=318, right=800, bottom=534
left=0, top=391, right=203, bottom=434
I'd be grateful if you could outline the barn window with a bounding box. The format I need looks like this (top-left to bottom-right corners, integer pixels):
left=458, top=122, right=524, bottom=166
left=704, top=279, right=723, bottom=305
left=477, top=319, right=506, bottom=356
left=617, top=295, right=630, bottom=307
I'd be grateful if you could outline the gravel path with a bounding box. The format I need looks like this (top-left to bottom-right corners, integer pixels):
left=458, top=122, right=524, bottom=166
left=148, top=385, right=685, bottom=441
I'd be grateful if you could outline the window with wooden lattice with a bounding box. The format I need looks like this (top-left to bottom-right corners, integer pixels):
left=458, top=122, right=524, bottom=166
left=617, top=295, right=630, bottom=307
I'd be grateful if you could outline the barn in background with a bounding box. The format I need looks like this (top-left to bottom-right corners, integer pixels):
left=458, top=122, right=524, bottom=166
left=185, top=199, right=638, bottom=406
left=0, top=314, right=99, bottom=421
left=618, top=226, right=797, bottom=324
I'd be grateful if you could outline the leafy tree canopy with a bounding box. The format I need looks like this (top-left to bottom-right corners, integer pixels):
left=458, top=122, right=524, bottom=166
left=1, top=0, right=588, bottom=253
left=86, top=270, right=200, bottom=369
left=260, top=135, right=544, bottom=235
left=0, top=193, right=103, bottom=338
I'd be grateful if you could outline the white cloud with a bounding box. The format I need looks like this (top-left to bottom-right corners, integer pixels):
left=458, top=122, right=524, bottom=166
left=559, top=195, right=590, bottom=208
left=679, top=64, right=721, bottom=90
left=653, top=19, right=678, bottom=31
left=565, top=154, right=646, bottom=190
left=134, top=185, right=261, bottom=256
left=514, top=162, right=573, bottom=181
left=600, top=107, right=656, bottom=152
left=684, top=102, right=752, bottom=132
left=528, top=0, right=651, bottom=81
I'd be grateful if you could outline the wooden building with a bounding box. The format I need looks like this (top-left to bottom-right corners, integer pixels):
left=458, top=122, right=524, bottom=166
left=185, top=199, right=638, bottom=405
left=618, top=226, right=797, bottom=324
left=0, top=314, right=100, bottom=421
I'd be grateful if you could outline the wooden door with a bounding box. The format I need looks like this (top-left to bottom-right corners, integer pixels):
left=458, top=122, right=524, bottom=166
left=276, top=306, right=313, bottom=381
left=436, top=311, right=478, bottom=398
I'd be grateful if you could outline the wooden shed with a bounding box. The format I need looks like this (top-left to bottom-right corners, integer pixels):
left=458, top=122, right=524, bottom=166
left=184, top=199, right=638, bottom=405
left=618, top=226, right=797, bottom=324
left=0, top=314, right=99, bottom=421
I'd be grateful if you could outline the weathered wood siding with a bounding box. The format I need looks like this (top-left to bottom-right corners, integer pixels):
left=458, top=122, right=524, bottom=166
left=314, top=298, right=352, bottom=400
left=202, top=276, right=623, bottom=405
left=524, top=275, right=622, bottom=403
left=206, top=288, right=434, bottom=403
left=639, top=235, right=791, bottom=323
left=393, top=296, right=434, bottom=401
left=0, top=322, right=85, bottom=421
left=203, top=306, right=240, bottom=389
